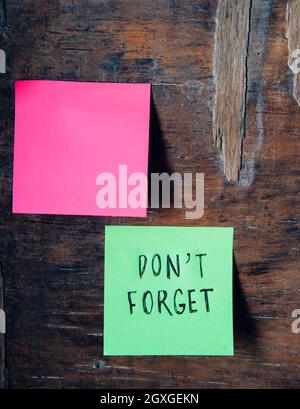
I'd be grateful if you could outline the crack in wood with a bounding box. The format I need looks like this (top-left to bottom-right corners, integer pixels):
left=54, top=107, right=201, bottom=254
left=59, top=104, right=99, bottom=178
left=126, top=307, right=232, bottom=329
left=213, top=0, right=252, bottom=181
left=286, top=0, right=300, bottom=105
left=239, top=0, right=271, bottom=188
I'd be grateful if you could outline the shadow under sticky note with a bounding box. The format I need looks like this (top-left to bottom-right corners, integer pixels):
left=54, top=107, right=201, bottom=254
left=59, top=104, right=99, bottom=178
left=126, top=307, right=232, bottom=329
left=104, top=226, right=234, bottom=356
left=13, top=80, right=150, bottom=217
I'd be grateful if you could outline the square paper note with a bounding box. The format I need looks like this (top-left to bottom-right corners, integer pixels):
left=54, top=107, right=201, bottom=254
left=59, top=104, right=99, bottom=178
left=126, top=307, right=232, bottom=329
left=104, top=226, right=234, bottom=356
left=13, top=80, right=150, bottom=217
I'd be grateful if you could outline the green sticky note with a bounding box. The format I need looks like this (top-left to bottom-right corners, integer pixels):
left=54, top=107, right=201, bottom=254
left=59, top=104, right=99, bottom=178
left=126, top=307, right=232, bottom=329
left=104, top=226, right=234, bottom=356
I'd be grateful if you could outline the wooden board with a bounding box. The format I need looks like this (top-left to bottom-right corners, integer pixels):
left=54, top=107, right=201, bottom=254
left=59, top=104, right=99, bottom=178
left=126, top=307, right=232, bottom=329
left=0, top=0, right=300, bottom=388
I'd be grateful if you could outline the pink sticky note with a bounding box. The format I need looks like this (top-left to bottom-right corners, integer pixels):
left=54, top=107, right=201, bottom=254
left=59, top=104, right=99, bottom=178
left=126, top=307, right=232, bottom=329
left=13, top=80, right=150, bottom=217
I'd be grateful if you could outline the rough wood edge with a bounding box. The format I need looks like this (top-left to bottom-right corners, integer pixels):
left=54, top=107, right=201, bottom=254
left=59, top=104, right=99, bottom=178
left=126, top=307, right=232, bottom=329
left=286, top=0, right=300, bottom=105
left=213, top=0, right=252, bottom=181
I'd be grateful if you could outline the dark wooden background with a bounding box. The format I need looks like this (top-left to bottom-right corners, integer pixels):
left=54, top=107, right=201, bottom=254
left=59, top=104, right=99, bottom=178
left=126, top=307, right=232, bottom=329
left=0, top=0, right=300, bottom=389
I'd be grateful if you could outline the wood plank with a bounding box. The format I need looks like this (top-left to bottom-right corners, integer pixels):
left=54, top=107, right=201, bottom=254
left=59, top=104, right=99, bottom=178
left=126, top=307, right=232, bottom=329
left=213, top=0, right=252, bottom=181
left=286, top=0, right=300, bottom=104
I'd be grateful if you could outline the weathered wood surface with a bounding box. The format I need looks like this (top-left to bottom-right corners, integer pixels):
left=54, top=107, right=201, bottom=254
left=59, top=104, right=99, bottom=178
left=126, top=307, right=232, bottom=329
left=213, top=0, right=251, bottom=181
left=286, top=0, right=300, bottom=105
left=0, top=0, right=300, bottom=388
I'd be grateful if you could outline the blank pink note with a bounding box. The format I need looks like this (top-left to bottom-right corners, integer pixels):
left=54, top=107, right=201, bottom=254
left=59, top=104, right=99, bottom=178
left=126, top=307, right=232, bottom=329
left=13, top=80, right=150, bottom=217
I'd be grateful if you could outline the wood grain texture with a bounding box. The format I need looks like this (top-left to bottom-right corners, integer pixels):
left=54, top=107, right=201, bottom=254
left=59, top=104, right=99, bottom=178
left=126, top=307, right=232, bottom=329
left=213, top=0, right=252, bottom=181
left=286, top=0, right=300, bottom=104
left=0, top=0, right=300, bottom=389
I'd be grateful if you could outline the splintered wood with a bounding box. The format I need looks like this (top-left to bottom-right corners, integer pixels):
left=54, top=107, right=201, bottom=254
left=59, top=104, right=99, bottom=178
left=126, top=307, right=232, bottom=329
left=286, top=0, right=300, bottom=105
left=0, top=268, right=4, bottom=388
left=213, top=0, right=252, bottom=181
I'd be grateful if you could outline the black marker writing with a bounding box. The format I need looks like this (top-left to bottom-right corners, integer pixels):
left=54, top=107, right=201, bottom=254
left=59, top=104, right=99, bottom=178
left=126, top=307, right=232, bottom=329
left=127, top=291, right=137, bottom=314
left=200, top=288, right=214, bottom=312
left=195, top=253, right=207, bottom=278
